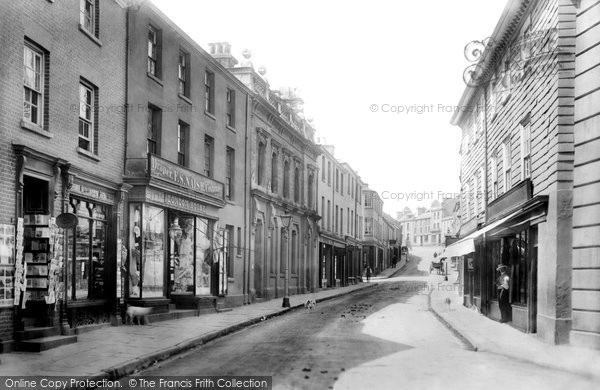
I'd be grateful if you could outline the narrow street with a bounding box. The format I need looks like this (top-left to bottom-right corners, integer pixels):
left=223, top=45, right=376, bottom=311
left=126, top=247, right=598, bottom=390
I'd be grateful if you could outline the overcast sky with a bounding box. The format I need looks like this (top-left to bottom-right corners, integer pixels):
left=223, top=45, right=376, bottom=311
left=152, top=0, right=507, bottom=216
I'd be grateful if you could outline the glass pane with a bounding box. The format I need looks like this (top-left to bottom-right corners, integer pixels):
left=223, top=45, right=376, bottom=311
left=170, top=216, right=194, bottom=294
left=142, top=205, right=165, bottom=297
left=128, top=204, right=142, bottom=297
left=195, top=217, right=211, bottom=295
left=74, top=218, right=90, bottom=299
left=90, top=218, right=106, bottom=299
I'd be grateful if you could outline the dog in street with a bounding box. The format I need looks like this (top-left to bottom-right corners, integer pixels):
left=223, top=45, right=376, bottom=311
left=126, top=305, right=153, bottom=325
left=444, top=297, right=452, bottom=311
left=304, top=299, right=317, bottom=310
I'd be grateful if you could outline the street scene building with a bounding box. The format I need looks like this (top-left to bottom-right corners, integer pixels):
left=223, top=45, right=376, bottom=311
left=447, top=0, right=600, bottom=349
left=0, top=0, right=128, bottom=350
left=398, top=199, right=460, bottom=247
left=317, top=145, right=365, bottom=288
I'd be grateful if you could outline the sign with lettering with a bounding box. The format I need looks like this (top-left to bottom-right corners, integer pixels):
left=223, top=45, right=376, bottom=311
left=150, top=155, right=224, bottom=200
left=71, top=183, right=115, bottom=203
left=145, top=188, right=208, bottom=215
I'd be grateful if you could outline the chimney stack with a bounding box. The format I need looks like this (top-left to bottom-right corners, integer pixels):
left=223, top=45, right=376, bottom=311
left=208, top=41, right=238, bottom=69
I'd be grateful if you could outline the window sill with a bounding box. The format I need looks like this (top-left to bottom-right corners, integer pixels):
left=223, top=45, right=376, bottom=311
left=227, top=277, right=235, bottom=282
left=226, top=199, right=236, bottom=206
left=79, top=24, right=102, bottom=47
left=147, top=72, right=163, bottom=87
left=178, top=93, right=193, bottom=105
left=204, top=111, right=216, bottom=121
left=226, top=125, right=237, bottom=133
left=77, top=147, right=100, bottom=162
left=21, top=120, right=53, bottom=138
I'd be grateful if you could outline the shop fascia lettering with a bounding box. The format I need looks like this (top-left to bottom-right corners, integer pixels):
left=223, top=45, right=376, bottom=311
left=151, top=158, right=221, bottom=196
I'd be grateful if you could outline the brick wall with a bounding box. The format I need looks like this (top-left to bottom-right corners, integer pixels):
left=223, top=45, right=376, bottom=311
left=0, top=0, right=127, bottom=343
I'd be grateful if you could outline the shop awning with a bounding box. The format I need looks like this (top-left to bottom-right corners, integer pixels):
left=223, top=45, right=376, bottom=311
left=444, top=210, right=521, bottom=257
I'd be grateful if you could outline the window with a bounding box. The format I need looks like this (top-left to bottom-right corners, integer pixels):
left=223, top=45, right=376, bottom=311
left=78, top=81, right=97, bottom=154
left=340, top=208, right=344, bottom=235
left=321, top=197, right=325, bottom=228
left=521, top=122, right=531, bottom=180
left=23, top=43, right=45, bottom=127
left=335, top=206, right=339, bottom=233
left=204, top=70, right=214, bottom=113
left=225, top=147, right=234, bottom=200
left=491, top=154, right=499, bottom=199
left=80, top=0, right=98, bottom=37
left=502, top=141, right=511, bottom=192
left=464, top=183, right=471, bottom=221
left=147, top=105, right=161, bottom=155
left=365, top=193, right=373, bottom=208
left=147, top=26, right=161, bottom=77
left=321, top=156, right=326, bottom=181
left=257, top=141, right=266, bottom=185
left=177, top=121, right=189, bottom=166
left=365, top=218, right=373, bottom=235
left=204, top=135, right=213, bottom=177
left=178, top=50, right=189, bottom=97
left=293, top=167, right=300, bottom=203
left=68, top=198, right=108, bottom=300
left=271, top=152, right=278, bottom=192
left=283, top=160, right=290, bottom=198
left=327, top=161, right=331, bottom=186
left=226, top=88, right=235, bottom=128
left=237, top=227, right=242, bottom=256
left=225, top=225, right=234, bottom=278
left=307, top=174, right=314, bottom=209
left=327, top=200, right=331, bottom=230
left=335, top=169, right=339, bottom=192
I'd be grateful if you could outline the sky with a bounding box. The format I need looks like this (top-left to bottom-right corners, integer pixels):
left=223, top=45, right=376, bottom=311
left=152, top=0, right=507, bottom=217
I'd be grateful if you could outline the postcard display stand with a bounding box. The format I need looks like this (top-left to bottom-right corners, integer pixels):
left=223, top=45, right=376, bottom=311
left=21, top=214, right=63, bottom=308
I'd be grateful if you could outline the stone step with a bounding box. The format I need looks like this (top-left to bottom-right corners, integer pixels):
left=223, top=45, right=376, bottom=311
left=16, top=326, right=59, bottom=341
left=17, top=335, right=78, bottom=352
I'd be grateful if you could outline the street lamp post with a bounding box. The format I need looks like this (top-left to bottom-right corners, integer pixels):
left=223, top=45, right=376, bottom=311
left=279, top=214, right=293, bottom=308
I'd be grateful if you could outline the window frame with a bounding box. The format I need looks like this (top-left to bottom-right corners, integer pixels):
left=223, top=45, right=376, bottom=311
left=521, top=122, right=532, bottom=180
left=225, top=147, right=234, bottom=200
left=23, top=42, right=45, bottom=128
left=177, top=120, right=189, bottom=167
left=204, top=135, right=214, bottom=177
left=226, top=88, right=236, bottom=128
left=204, top=70, right=215, bottom=114
left=78, top=80, right=97, bottom=154
left=80, top=0, right=98, bottom=38
left=147, top=104, right=161, bottom=156
left=178, top=49, right=190, bottom=97
left=147, top=25, right=161, bottom=78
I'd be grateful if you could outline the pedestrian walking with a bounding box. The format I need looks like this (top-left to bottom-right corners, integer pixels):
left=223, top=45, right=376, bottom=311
left=496, top=264, right=511, bottom=323
left=365, top=264, right=372, bottom=282
left=392, top=255, right=398, bottom=268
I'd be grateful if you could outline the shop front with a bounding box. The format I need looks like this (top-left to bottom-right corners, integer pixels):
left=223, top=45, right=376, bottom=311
left=11, top=145, right=122, bottom=336
left=447, top=180, right=547, bottom=333
left=124, top=155, right=226, bottom=313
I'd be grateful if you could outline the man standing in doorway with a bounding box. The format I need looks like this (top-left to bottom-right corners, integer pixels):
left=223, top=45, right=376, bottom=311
left=496, top=264, right=511, bottom=323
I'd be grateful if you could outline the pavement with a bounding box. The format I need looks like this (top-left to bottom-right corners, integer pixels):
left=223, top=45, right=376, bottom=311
left=0, top=276, right=389, bottom=380
left=428, top=263, right=600, bottom=383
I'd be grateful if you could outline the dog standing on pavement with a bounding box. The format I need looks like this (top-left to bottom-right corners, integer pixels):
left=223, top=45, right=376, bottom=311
left=126, top=305, right=153, bottom=325
left=304, top=299, right=317, bottom=311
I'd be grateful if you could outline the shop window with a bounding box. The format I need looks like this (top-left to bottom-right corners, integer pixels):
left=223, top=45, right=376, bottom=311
left=68, top=198, right=108, bottom=300
left=195, top=217, right=213, bottom=296
left=169, top=216, right=194, bottom=294
left=127, top=204, right=166, bottom=298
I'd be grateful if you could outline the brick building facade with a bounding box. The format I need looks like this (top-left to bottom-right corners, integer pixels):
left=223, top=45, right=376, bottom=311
left=0, top=0, right=128, bottom=351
